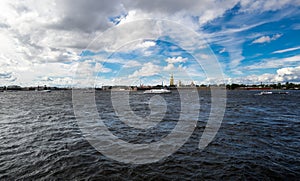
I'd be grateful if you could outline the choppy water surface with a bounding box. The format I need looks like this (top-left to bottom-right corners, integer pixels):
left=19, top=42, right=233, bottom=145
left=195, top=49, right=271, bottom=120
left=0, top=90, right=299, bottom=180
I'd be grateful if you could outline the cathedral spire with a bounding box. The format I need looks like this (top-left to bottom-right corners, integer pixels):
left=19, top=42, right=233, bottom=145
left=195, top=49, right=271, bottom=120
left=170, top=73, right=174, bottom=87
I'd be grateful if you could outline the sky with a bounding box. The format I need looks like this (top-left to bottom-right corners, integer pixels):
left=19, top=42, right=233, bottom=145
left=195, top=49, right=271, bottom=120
left=0, top=0, right=300, bottom=87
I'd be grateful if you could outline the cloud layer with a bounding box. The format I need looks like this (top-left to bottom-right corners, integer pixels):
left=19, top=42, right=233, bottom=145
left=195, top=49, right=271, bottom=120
left=0, top=0, right=300, bottom=86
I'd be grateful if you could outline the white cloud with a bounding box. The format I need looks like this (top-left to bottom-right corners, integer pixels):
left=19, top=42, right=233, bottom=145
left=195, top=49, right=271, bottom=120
left=123, top=0, right=239, bottom=27
left=275, top=66, right=300, bottom=82
left=123, top=60, right=142, bottom=68
left=35, top=77, right=74, bottom=87
left=233, top=73, right=276, bottom=84
left=0, top=61, right=75, bottom=86
left=204, top=22, right=270, bottom=73
left=252, top=34, right=282, bottom=44
left=272, top=46, right=300, bottom=54
left=119, top=40, right=156, bottom=55
left=239, top=0, right=300, bottom=12
left=163, top=63, right=175, bottom=71
left=137, top=41, right=156, bottom=48
left=95, top=63, right=112, bottom=73
left=76, top=60, right=111, bottom=78
left=219, top=48, right=226, bottom=54
left=129, top=62, right=160, bottom=78
left=230, top=66, right=300, bottom=84
left=165, top=56, right=187, bottom=64
left=245, top=55, right=300, bottom=69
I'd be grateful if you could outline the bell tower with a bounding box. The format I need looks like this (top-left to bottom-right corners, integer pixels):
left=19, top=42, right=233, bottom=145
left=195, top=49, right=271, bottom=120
left=170, top=74, right=174, bottom=87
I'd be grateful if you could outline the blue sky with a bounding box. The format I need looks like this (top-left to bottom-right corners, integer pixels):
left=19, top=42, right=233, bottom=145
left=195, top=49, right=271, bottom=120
left=205, top=5, right=300, bottom=79
left=0, top=0, right=300, bottom=86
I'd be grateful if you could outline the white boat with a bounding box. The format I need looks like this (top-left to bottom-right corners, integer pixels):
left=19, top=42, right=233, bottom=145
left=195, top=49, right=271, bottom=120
left=261, top=91, right=272, bottom=95
left=143, top=89, right=171, bottom=94
left=39, top=90, right=51, bottom=92
left=256, top=91, right=273, bottom=95
left=111, top=88, right=130, bottom=92
left=277, top=91, right=289, bottom=94
left=256, top=91, right=289, bottom=95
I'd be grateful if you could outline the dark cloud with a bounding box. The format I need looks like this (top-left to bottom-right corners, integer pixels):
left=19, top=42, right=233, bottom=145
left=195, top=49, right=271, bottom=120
left=0, top=72, right=16, bottom=81
left=45, top=0, right=239, bottom=33
left=48, top=0, right=124, bottom=32
left=124, top=0, right=205, bottom=14
left=0, top=23, right=10, bottom=29
left=0, top=72, right=12, bottom=79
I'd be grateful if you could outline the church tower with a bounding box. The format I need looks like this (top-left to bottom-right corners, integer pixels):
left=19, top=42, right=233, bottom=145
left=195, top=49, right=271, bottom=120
left=170, top=74, right=174, bottom=87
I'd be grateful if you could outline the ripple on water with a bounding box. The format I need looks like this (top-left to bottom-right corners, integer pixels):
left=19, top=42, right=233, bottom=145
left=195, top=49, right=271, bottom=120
left=0, top=90, right=299, bottom=179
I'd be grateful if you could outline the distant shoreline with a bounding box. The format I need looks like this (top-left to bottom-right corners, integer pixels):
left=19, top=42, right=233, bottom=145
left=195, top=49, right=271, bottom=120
left=1, top=82, right=299, bottom=91
left=1, top=88, right=299, bottom=92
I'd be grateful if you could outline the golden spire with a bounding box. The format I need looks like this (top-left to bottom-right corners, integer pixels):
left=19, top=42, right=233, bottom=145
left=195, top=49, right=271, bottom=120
left=170, top=73, right=174, bottom=86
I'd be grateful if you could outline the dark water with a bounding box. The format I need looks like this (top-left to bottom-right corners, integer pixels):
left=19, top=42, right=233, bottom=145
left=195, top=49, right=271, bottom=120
left=0, top=90, right=299, bottom=180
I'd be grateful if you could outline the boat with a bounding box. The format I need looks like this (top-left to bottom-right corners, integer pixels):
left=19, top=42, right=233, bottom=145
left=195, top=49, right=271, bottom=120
left=277, top=91, right=289, bottom=94
left=143, top=89, right=171, bottom=94
left=83, top=90, right=94, bottom=93
left=255, top=91, right=289, bottom=95
left=111, top=88, right=130, bottom=92
left=256, top=91, right=273, bottom=95
left=39, top=90, right=51, bottom=93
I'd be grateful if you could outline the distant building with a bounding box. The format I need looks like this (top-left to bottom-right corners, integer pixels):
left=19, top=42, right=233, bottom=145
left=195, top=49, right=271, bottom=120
left=178, top=80, right=182, bottom=87
left=102, top=85, right=137, bottom=91
left=191, top=81, right=195, bottom=87
left=7, top=85, right=21, bottom=90
left=176, top=80, right=198, bottom=88
left=170, top=74, right=175, bottom=87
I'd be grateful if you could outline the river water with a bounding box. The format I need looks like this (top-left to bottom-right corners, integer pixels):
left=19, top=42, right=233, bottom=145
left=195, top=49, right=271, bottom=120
left=0, top=90, right=299, bottom=180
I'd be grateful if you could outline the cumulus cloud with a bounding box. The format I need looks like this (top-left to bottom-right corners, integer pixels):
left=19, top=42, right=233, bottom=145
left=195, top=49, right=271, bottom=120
left=162, top=56, right=188, bottom=73
left=35, top=77, right=74, bottom=87
left=163, top=63, right=175, bottom=71
left=48, top=0, right=124, bottom=33
left=76, top=60, right=111, bottom=78
left=123, top=60, right=142, bottom=68
left=252, top=34, right=282, bottom=44
left=227, top=66, right=300, bottom=84
left=165, top=56, right=187, bottom=64
left=120, top=40, right=156, bottom=54
left=129, top=62, right=160, bottom=78
left=276, top=66, right=300, bottom=82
